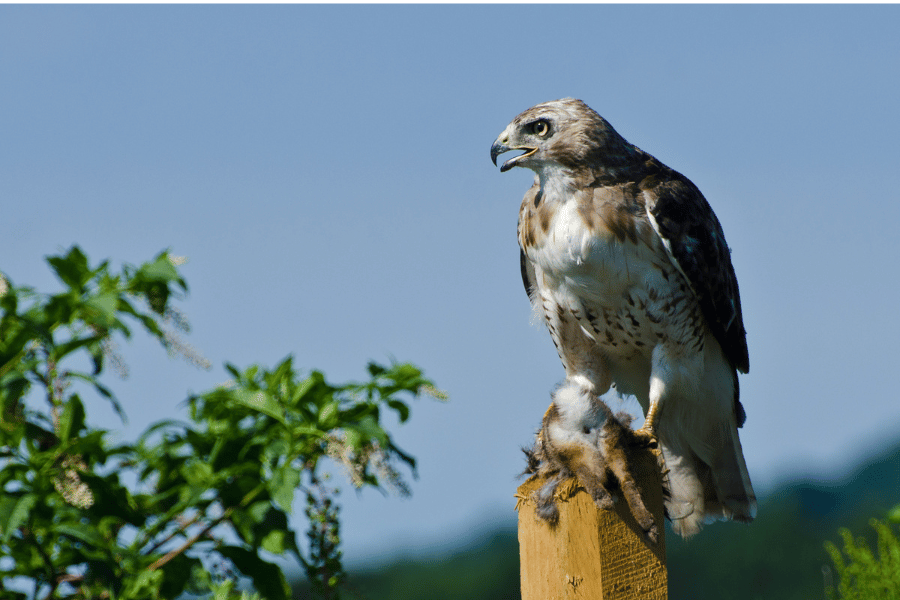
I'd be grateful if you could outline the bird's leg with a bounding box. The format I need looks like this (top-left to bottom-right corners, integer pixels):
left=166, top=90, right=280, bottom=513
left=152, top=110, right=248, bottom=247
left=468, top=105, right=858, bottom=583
left=634, top=399, right=661, bottom=445
left=635, top=343, right=701, bottom=449
left=632, top=390, right=662, bottom=451
left=634, top=350, right=669, bottom=449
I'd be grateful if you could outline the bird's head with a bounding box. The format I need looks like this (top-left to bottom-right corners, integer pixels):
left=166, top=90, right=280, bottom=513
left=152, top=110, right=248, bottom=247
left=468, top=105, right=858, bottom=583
left=491, top=98, right=638, bottom=179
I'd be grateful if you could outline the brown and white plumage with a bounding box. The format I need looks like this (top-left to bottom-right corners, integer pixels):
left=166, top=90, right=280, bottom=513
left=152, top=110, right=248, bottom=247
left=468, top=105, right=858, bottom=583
left=492, top=98, right=755, bottom=536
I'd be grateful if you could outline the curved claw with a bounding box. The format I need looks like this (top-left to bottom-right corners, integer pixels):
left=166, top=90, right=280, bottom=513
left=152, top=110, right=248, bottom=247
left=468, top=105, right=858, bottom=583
left=631, top=427, right=659, bottom=450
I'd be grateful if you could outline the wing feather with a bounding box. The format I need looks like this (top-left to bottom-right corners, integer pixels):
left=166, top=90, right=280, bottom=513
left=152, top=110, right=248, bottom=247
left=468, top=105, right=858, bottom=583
left=518, top=183, right=541, bottom=303
left=520, top=248, right=536, bottom=301
left=639, top=162, right=750, bottom=374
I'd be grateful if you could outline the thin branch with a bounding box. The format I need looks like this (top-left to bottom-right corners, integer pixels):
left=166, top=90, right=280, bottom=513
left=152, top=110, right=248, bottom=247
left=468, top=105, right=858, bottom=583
left=43, top=574, right=85, bottom=600
left=147, top=508, right=232, bottom=571
left=144, top=511, right=204, bottom=556
left=145, top=483, right=266, bottom=571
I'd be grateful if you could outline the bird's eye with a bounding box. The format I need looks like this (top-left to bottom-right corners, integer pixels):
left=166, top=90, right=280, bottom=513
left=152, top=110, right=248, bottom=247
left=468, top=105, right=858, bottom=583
left=531, top=120, right=550, bottom=137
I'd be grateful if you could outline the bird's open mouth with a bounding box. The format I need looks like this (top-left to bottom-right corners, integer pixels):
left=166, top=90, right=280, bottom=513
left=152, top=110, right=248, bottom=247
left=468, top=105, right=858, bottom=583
left=501, top=147, right=536, bottom=172
left=492, top=143, right=537, bottom=173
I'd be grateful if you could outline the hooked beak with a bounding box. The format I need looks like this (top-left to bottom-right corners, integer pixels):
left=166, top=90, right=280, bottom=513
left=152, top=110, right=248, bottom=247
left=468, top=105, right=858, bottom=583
left=491, top=137, right=536, bottom=173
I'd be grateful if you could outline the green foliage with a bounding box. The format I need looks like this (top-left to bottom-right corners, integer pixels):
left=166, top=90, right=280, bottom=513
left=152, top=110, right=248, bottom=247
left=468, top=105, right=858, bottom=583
left=0, top=246, right=437, bottom=600
left=824, top=512, right=900, bottom=600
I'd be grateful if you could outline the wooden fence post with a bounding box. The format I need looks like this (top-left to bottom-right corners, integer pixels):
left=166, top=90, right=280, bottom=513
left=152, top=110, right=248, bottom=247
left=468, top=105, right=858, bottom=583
left=515, top=446, right=667, bottom=599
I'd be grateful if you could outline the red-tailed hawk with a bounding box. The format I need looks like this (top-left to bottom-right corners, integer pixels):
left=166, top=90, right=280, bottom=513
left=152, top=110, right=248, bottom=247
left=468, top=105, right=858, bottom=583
left=492, top=98, right=756, bottom=537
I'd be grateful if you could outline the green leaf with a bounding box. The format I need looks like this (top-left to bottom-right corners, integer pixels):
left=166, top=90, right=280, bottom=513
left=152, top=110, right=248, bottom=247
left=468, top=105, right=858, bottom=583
left=68, top=372, right=126, bottom=422
left=182, top=459, right=214, bottom=486
left=269, top=467, right=300, bottom=513
left=342, top=427, right=362, bottom=450
left=55, top=521, right=106, bottom=547
left=46, top=246, right=91, bottom=289
left=54, top=334, right=104, bottom=362
left=391, top=443, right=417, bottom=471
left=0, top=372, right=30, bottom=419
left=57, top=394, right=86, bottom=442
left=261, top=529, right=287, bottom=555
left=124, top=568, right=164, bottom=599
left=219, top=545, right=289, bottom=600
left=386, top=399, right=410, bottom=423
left=138, top=253, right=179, bottom=283
left=291, top=372, right=323, bottom=406
left=888, top=504, right=900, bottom=524
left=2, top=494, right=36, bottom=542
left=225, top=363, right=242, bottom=380
left=0, top=496, right=17, bottom=531
left=157, top=552, right=201, bottom=599
left=317, top=400, right=339, bottom=430
left=354, top=415, right=388, bottom=445
left=233, top=389, right=285, bottom=424
left=212, top=579, right=236, bottom=600
left=290, top=424, right=323, bottom=438
left=23, top=421, right=58, bottom=450
left=366, top=362, right=386, bottom=377
left=246, top=500, right=273, bottom=524
left=84, top=291, right=120, bottom=326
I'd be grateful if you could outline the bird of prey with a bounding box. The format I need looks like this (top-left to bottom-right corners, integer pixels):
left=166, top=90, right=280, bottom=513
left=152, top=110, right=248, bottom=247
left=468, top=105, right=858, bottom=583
left=492, top=98, right=755, bottom=537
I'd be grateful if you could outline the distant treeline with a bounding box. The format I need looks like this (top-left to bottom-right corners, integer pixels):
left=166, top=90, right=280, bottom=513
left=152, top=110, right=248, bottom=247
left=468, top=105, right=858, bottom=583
left=292, top=441, right=900, bottom=600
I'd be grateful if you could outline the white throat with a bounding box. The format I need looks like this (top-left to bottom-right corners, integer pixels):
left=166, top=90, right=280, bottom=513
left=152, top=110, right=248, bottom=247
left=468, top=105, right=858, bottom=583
left=535, top=163, right=579, bottom=203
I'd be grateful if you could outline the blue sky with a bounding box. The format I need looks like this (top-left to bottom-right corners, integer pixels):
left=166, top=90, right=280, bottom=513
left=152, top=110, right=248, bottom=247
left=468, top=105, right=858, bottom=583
left=2, top=5, right=900, bottom=567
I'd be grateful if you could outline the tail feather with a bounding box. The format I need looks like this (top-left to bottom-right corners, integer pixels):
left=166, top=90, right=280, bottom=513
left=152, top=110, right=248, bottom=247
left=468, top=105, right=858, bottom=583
left=653, top=338, right=756, bottom=537
left=659, top=440, right=706, bottom=537
left=660, top=420, right=756, bottom=537
left=709, top=425, right=757, bottom=521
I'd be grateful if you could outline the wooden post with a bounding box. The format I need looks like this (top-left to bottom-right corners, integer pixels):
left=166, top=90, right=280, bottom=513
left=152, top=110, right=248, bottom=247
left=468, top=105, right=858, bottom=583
left=515, top=447, right=667, bottom=599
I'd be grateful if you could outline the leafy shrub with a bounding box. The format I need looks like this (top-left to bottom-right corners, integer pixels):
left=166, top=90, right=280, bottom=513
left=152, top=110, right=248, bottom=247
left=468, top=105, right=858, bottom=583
left=0, top=246, right=438, bottom=599
left=824, top=510, right=900, bottom=600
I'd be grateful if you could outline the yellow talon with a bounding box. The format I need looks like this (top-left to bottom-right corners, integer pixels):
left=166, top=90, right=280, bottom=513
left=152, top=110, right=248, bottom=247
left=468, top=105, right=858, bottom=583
left=634, top=400, right=661, bottom=450
left=632, top=426, right=658, bottom=449
left=640, top=400, right=662, bottom=435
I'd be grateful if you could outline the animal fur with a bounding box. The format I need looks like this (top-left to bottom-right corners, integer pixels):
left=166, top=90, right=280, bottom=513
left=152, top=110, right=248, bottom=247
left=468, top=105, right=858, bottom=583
left=523, top=380, right=659, bottom=543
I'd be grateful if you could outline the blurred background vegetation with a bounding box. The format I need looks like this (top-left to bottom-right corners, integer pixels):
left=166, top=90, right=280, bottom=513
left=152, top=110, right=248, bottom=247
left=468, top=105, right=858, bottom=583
left=293, top=440, right=900, bottom=600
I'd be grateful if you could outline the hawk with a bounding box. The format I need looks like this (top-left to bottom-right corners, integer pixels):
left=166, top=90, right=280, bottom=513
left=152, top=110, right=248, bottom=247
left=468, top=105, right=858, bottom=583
left=492, top=98, right=755, bottom=537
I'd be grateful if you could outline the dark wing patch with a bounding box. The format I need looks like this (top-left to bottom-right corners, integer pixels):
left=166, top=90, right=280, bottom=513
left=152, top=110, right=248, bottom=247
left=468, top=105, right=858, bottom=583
left=518, top=182, right=541, bottom=303
left=733, top=370, right=746, bottom=428
left=640, top=163, right=750, bottom=374
left=520, top=249, right=537, bottom=301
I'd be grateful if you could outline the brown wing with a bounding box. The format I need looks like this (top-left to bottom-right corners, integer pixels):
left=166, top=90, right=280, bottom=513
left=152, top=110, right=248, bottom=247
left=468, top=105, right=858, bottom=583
left=520, top=248, right=536, bottom=301
left=518, top=183, right=542, bottom=303
left=640, top=161, right=750, bottom=375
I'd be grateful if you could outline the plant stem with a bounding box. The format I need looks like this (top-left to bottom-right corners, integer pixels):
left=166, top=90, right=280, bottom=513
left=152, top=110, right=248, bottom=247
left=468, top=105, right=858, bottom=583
left=144, top=511, right=204, bottom=555
left=147, top=508, right=233, bottom=571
